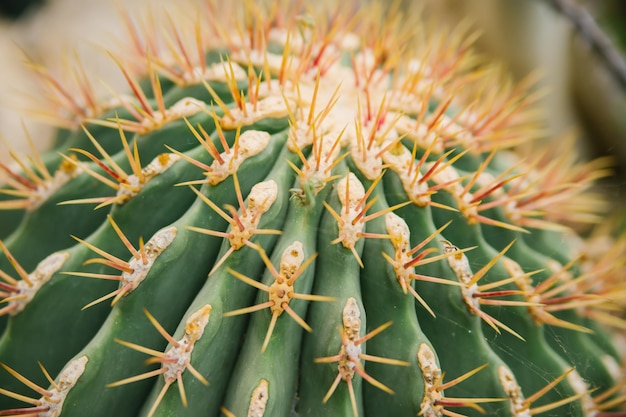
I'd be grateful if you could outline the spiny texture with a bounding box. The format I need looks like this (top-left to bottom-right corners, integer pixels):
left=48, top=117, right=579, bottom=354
left=0, top=1, right=624, bottom=417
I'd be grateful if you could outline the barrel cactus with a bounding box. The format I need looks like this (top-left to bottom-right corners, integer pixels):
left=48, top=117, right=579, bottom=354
left=0, top=1, right=624, bottom=416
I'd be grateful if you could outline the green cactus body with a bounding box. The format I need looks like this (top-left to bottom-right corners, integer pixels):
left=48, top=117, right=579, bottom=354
left=0, top=140, right=223, bottom=397
left=297, top=176, right=369, bottom=417
left=0, top=2, right=624, bottom=417
left=382, top=173, right=518, bottom=416
left=357, top=177, right=436, bottom=416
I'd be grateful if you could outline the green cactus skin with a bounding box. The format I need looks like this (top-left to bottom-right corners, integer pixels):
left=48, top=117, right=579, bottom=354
left=381, top=173, right=515, bottom=416
left=357, top=175, right=436, bottom=416
left=53, top=129, right=287, bottom=417
left=297, top=178, right=368, bottom=417
left=0, top=110, right=212, bottom=274
left=142, top=134, right=303, bottom=417
left=0, top=1, right=625, bottom=417
left=0, top=138, right=233, bottom=399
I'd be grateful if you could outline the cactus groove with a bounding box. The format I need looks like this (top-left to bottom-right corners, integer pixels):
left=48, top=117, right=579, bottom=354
left=0, top=1, right=625, bottom=416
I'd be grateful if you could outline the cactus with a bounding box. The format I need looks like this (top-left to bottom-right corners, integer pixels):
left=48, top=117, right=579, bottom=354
left=0, top=1, right=624, bottom=416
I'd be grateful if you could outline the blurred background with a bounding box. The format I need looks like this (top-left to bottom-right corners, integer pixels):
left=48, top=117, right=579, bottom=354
left=0, top=0, right=625, bottom=187
left=426, top=0, right=626, bottom=181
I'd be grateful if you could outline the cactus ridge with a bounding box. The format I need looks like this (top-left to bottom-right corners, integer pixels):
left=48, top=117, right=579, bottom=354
left=0, top=1, right=625, bottom=416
